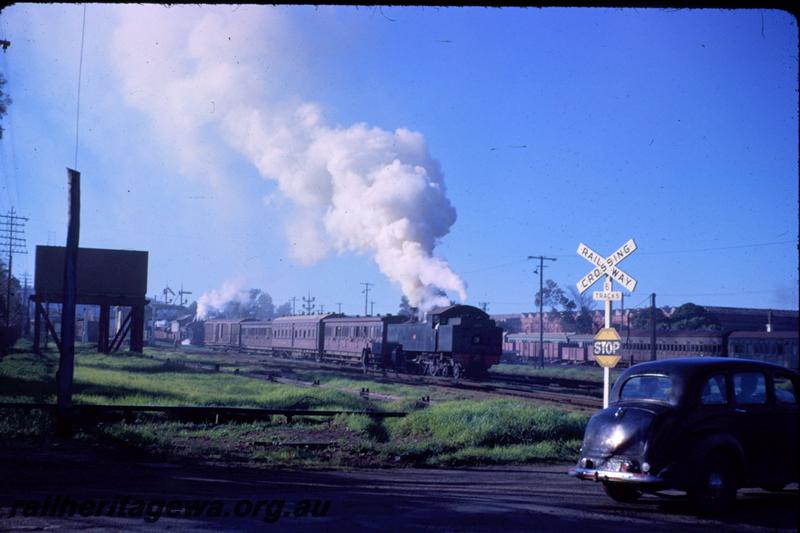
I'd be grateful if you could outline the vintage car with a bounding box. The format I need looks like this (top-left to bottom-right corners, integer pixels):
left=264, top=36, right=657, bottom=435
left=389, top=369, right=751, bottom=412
left=569, top=357, right=798, bottom=511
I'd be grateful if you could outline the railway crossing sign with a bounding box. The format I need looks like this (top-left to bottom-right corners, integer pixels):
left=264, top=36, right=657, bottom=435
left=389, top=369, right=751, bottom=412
left=576, top=239, right=638, bottom=294
left=575, top=238, right=638, bottom=408
left=593, top=327, right=622, bottom=368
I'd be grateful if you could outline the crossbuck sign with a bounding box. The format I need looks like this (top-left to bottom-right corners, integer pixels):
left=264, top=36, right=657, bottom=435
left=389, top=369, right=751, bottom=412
left=575, top=238, right=638, bottom=408
left=575, top=239, right=638, bottom=295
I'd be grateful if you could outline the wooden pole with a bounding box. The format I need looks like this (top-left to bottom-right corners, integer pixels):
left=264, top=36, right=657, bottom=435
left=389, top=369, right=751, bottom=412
left=57, top=168, right=80, bottom=438
left=98, top=303, right=109, bottom=353
left=33, top=298, right=41, bottom=353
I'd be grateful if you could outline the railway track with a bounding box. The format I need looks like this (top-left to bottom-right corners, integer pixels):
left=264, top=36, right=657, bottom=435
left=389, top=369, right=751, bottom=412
left=149, top=347, right=603, bottom=413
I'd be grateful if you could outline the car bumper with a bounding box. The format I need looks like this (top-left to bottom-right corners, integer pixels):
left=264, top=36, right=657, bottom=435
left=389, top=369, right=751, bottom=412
left=568, top=467, right=664, bottom=485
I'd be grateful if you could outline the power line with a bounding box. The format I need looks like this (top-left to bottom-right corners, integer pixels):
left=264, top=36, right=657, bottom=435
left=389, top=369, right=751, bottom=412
left=527, top=255, right=557, bottom=369
left=360, top=282, right=373, bottom=316
left=301, top=290, right=315, bottom=315
left=462, top=239, right=795, bottom=275
left=639, top=240, right=795, bottom=255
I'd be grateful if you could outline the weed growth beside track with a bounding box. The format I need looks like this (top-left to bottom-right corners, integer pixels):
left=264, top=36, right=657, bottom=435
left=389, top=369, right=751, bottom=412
left=1, top=343, right=588, bottom=468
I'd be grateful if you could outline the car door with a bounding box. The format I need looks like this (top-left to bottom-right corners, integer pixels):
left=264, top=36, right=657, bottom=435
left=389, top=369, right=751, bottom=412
left=770, top=371, right=799, bottom=482
left=731, top=371, right=772, bottom=485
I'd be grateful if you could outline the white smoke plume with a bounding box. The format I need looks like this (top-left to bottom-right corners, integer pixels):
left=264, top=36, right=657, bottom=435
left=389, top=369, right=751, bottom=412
left=111, top=6, right=466, bottom=311
left=196, top=278, right=251, bottom=320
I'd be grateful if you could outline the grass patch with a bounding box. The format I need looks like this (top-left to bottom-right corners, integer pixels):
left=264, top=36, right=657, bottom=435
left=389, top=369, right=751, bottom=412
left=1, top=342, right=589, bottom=468
left=334, top=414, right=389, bottom=442
left=389, top=399, right=587, bottom=447
left=490, top=363, right=623, bottom=383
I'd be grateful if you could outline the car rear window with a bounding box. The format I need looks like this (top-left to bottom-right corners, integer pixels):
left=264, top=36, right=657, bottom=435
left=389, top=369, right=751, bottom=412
left=619, top=375, right=673, bottom=402
left=774, top=375, right=797, bottom=405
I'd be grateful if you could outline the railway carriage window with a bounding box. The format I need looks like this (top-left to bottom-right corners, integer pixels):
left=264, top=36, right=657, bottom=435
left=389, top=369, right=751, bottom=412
left=773, top=375, right=797, bottom=405
left=734, top=372, right=767, bottom=405
left=700, top=374, right=727, bottom=405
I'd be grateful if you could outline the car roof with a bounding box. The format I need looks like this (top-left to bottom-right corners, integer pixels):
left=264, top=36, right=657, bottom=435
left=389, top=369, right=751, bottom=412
left=621, top=357, right=798, bottom=378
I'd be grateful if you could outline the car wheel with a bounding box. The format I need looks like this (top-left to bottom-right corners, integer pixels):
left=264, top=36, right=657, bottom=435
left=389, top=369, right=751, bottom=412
left=602, top=482, right=642, bottom=503
left=689, top=452, right=737, bottom=514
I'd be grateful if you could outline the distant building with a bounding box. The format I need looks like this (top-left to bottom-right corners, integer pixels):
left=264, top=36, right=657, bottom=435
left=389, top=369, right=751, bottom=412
left=490, top=314, right=523, bottom=333
left=520, top=312, right=565, bottom=333
left=499, top=304, right=799, bottom=370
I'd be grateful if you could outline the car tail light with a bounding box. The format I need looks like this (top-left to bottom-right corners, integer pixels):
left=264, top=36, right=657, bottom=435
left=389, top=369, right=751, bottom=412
left=620, top=459, right=639, bottom=473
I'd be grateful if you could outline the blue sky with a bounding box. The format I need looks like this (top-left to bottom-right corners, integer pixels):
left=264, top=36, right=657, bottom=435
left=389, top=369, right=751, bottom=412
left=0, top=6, right=797, bottom=315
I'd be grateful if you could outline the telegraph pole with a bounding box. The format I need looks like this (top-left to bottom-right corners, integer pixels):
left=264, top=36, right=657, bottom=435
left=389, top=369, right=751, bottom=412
left=527, top=255, right=556, bottom=369
left=22, top=272, right=31, bottom=335
left=370, top=300, right=375, bottom=316
left=302, top=290, right=315, bottom=315
left=290, top=296, right=296, bottom=316
left=360, top=282, right=373, bottom=316
left=335, top=302, right=343, bottom=314
left=57, top=169, right=80, bottom=437
left=177, top=283, right=192, bottom=307
left=0, top=208, right=29, bottom=328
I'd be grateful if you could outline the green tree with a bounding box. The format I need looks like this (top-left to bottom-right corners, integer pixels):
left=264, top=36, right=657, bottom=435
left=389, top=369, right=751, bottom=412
left=565, top=286, right=596, bottom=334
left=629, top=307, right=670, bottom=332
left=669, top=303, right=721, bottom=331
left=575, top=309, right=595, bottom=334
left=534, top=279, right=567, bottom=309
left=533, top=280, right=598, bottom=333
left=0, top=259, right=23, bottom=328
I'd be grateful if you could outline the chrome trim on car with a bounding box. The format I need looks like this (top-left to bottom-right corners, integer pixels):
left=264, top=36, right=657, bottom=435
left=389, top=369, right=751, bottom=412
left=568, top=467, right=664, bottom=484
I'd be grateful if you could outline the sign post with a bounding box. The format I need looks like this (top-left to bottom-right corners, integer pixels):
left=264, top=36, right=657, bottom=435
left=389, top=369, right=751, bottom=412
left=576, top=239, right=637, bottom=408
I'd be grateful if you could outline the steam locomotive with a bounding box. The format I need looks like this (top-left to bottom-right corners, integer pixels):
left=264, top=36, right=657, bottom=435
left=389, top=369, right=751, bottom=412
left=202, top=304, right=503, bottom=378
